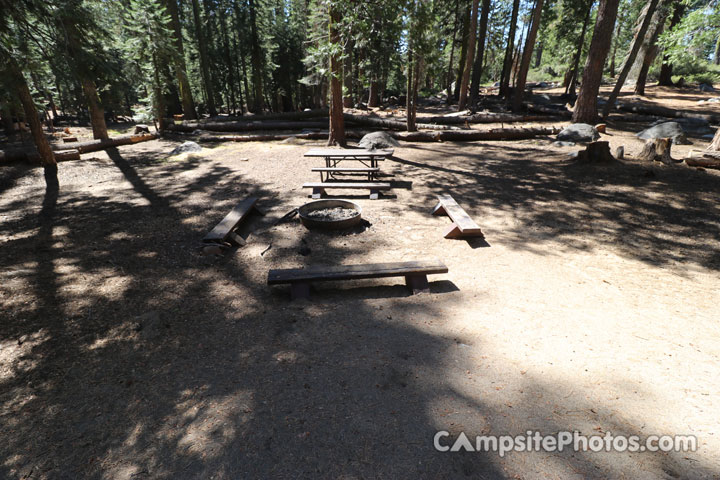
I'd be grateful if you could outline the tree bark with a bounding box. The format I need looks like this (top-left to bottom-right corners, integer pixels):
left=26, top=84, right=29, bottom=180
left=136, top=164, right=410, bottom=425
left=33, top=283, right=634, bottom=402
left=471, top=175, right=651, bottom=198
left=714, top=33, right=720, bottom=66
left=328, top=5, right=345, bottom=146
left=191, top=0, right=216, bottom=116
left=446, top=0, right=461, bottom=104
left=512, top=0, right=544, bottom=112
left=80, top=78, right=109, bottom=140
left=248, top=0, right=264, bottom=113
left=469, top=0, right=491, bottom=106
left=638, top=137, right=673, bottom=164
left=601, top=0, right=660, bottom=118
left=164, top=0, right=197, bottom=120
left=566, top=1, right=593, bottom=96
left=406, top=42, right=417, bottom=132
left=708, top=128, right=720, bottom=152
left=454, top=5, right=471, bottom=101
left=572, top=0, right=621, bottom=124
left=499, top=0, right=520, bottom=99
left=633, top=3, right=669, bottom=95
left=458, top=0, right=480, bottom=111
left=657, top=2, right=684, bottom=86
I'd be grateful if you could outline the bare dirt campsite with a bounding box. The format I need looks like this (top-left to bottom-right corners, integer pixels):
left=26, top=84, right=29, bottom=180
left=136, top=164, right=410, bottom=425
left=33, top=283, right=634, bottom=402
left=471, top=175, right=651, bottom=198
left=2, top=85, right=720, bottom=478
left=4, top=0, right=720, bottom=477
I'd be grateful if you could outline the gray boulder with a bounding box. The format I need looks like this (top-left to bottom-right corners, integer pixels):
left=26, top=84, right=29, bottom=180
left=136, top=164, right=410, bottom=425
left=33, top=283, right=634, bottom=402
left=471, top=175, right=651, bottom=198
left=637, top=122, right=691, bottom=145
left=557, top=123, right=600, bottom=143
left=358, top=131, right=400, bottom=150
left=699, top=83, right=715, bottom=92
left=169, top=141, right=202, bottom=156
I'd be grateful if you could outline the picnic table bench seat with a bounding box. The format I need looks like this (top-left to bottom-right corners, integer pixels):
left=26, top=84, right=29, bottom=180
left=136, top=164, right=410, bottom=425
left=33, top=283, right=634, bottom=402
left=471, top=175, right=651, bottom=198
left=268, top=260, right=448, bottom=300
left=311, top=166, right=380, bottom=182
left=203, top=197, right=263, bottom=246
left=432, top=194, right=484, bottom=239
left=303, top=182, right=391, bottom=199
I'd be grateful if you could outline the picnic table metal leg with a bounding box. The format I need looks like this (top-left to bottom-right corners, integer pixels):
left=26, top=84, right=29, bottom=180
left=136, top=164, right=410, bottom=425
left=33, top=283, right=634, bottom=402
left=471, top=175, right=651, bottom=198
left=290, top=282, right=311, bottom=300
left=405, top=274, right=430, bottom=294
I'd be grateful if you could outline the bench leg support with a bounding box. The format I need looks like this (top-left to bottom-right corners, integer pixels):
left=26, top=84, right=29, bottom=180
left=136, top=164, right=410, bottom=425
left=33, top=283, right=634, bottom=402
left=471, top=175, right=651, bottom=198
left=443, top=223, right=464, bottom=239
left=311, top=187, right=326, bottom=199
left=405, top=274, right=430, bottom=294
left=369, top=189, right=380, bottom=200
left=227, top=231, right=247, bottom=246
left=290, top=282, right=311, bottom=300
left=432, top=202, right=447, bottom=216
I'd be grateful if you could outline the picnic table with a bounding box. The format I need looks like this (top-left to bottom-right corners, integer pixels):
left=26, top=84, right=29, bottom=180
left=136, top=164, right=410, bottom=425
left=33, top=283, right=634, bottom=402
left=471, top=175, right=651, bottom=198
left=303, top=148, right=394, bottom=173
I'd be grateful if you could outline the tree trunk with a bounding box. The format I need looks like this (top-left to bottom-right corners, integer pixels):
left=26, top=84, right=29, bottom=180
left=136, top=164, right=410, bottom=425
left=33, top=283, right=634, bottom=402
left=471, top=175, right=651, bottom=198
left=327, top=5, right=345, bottom=146
left=633, top=3, right=669, bottom=95
left=164, top=0, right=197, bottom=120
left=454, top=5, right=471, bottom=101
left=446, top=0, right=461, bottom=104
left=572, top=0, right=621, bottom=124
left=458, top=0, right=480, bottom=111
left=512, top=0, right=544, bottom=112
left=248, top=0, right=264, bottom=113
left=344, top=39, right=354, bottom=108
left=369, top=80, right=380, bottom=107
left=638, top=137, right=673, bottom=164
left=406, top=43, right=417, bottom=132
left=566, top=1, right=593, bottom=96
left=81, top=78, right=109, bottom=140
left=714, top=33, right=720, bottom=66
left=219, top=13, right=237, bottom=113
left=499, top=0, right=520, bottom=98
left=191, top=0, right=216, bottom=116
left=657, top=2, right=684, bottom=86
left=601, top=0, right=661, bottom=118
left=1, top=101, right=15, bottom=136
left=469, top=0, right=491, bottom=107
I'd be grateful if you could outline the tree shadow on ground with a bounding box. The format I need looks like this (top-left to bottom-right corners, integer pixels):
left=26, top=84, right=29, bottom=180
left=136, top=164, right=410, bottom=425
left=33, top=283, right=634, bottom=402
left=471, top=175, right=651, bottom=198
left=392, top=142, right=720, bottom=272
left=1, top=144, right=718, bottom=479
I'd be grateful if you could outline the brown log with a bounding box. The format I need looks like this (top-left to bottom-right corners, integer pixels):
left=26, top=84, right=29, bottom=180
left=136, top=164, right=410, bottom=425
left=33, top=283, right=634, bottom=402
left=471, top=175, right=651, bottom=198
left=0, top=148, right=79, bottom=164
left=343, top=113, right=462, bottom=131
left=392, top=126, right=560, bottom=142
left=417, top=112, right=561, bottom=124
left=638, top=137, right=674, bottom=164
left=685, top=150, right=720, bottom=168
left=165, top=121, right=328, bottom=133
left=53, top=133, right=158, bottom=153
left=616, top=102, right=719, bottom=124
left=574, top=141, right=617, bottom=163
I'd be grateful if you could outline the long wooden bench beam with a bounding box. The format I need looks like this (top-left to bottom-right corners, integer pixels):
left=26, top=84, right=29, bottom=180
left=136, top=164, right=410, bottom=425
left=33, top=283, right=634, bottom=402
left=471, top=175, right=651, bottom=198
left=268, top=260, right=448, bottom=300
left=203, top=197, right=263, bottom=246
left=303, top=182, right=391, bottom=200
left=432, top=194, right=484, bottom=239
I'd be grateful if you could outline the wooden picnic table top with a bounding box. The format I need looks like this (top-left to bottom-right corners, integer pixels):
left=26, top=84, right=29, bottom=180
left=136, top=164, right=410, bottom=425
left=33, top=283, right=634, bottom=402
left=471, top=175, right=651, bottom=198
left=303, top=148, right=393, bottom=158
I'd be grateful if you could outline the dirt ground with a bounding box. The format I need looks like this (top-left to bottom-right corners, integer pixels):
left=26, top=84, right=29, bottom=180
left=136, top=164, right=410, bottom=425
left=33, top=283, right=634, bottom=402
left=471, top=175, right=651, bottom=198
left=2, top=87, right=720, bottom=479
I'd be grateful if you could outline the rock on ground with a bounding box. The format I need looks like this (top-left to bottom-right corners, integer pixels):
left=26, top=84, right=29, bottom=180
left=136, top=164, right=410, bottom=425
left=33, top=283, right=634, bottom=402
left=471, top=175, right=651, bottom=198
left=637, top=121, right=691, bottom=145
left=557, top=124, right=600, bottom=143
left=358, top=131, right=400, bottom=150
left=169, top=141, right=203, bottom=156
left=134, top=124, right=150, bottom=134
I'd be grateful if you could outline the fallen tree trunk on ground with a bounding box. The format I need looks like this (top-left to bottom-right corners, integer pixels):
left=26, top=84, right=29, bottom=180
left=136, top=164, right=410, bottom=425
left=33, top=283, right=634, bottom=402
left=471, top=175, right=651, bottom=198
left=53, top=133, right=158, bottom=153
left=196, top=109, right=329, bottom=123
left=342, top=113, right=463, bottom=130
left=165, top=121, right=328, bottom=133
left=393, top=126, right=560, bottom=142
left=616, top=102, right=719, bottom=124
left=191, top=131, right=352, bottom=142
left=1, top=134, right=157, bottom=163
left=708, top=128, right=720, bottom=151
left=416, top=112, right=561, bottom=124
left=0, top=148, right=80, bottom=163
left=685, top=150, right=720, bottom=168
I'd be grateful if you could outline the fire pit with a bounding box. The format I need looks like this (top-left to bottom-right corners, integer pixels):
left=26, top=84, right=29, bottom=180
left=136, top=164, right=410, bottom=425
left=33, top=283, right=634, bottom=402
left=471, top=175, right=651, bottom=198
left=298, top=199, right=363, bottom=230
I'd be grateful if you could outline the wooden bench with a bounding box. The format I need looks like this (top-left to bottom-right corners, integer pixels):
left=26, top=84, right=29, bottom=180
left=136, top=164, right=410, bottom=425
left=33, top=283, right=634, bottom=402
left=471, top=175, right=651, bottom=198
left=268, top=260, right=448, bottom=300
left=432, top=194, right=484, bottom=239
left=203, top=197, right=263, bottom=246
left=311, top=167, right=380, bottom=181
left=303, top=182, right=391, bottom=200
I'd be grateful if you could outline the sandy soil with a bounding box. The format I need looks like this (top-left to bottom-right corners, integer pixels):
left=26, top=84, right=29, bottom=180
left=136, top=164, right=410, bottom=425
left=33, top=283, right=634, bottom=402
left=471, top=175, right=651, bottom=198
left=1, top=88, right=720, bottom=479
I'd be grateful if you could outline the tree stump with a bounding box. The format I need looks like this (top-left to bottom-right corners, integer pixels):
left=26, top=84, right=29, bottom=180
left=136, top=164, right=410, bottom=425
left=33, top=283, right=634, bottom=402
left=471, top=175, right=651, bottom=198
left=575, top=141, right=616, bottom=163
left=638, top=137, right=674, bottom=164
left=708, top=127, right=720, bottom=152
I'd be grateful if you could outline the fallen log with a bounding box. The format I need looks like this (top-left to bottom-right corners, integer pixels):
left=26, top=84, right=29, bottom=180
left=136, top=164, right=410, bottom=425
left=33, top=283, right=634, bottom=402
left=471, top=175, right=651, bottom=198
left=416, top=112, right=561, bottom=124
left=195, top=109, right=329, bottom=123
left=0, top=148, right=80, bottom=163
left=392, top=126, right=560, bottom=142
left=165, top=121, right=328, bottom=133
left=526, top=104, right=572, bottom=117
left=342, top=113, right=462, bottom=131
left=52, top=133, right=158, bottom=153
left=685, top=150, right=720, bottom=168
left=616, top=102, right=720, bottom=124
